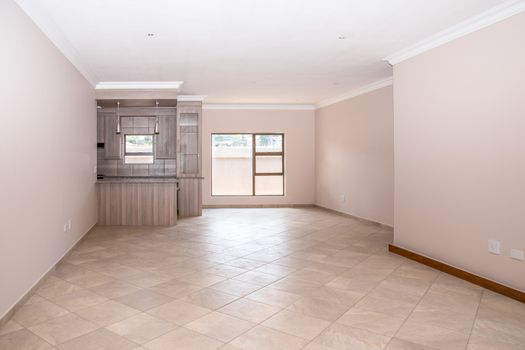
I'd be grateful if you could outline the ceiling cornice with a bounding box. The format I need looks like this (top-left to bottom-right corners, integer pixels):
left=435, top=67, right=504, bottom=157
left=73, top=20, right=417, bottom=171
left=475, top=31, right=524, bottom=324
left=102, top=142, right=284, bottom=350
left=384, top=0, right=525, bottom=65
left=177, top=95, right=207, bottom=102
left=315, top=78, right=393, bottom=109
left=96, top=81, right=184, bottom=90
left=14, top=0, right=98, bottom=86
left=203, top=104, right=316, bottom=111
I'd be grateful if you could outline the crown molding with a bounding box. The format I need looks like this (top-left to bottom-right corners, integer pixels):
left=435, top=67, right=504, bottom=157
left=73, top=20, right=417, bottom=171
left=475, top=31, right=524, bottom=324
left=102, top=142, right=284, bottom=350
left=96, top=81, right=184, bottom=90
left=14, top=0, right=98, bottom=86
left=177, top=95, right=207, bottom=102
left=203, top=104, right=316, bottom=111
left=315, top=78, right=393, bottom=109
left=384, top=0, right=525, bottom=65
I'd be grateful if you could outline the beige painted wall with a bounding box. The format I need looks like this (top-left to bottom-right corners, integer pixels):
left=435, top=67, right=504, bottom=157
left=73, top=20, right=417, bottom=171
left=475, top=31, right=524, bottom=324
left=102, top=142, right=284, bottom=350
left=202, top=109, right=315, bottom=205
left=0, top=0, right=97, bottom=318
left=394, top=12, right=525, bottom=291
left=315, top=87, right=394, bottom=226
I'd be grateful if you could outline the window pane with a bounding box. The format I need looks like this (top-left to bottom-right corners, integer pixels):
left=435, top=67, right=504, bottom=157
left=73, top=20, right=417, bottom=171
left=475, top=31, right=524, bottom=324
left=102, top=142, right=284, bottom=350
left=255, top=175, right=283, bottom=195
left=212, top=134, right=253, bottom=195
left=125, top=135, right=153, bottom=154
left=255, top=156, right=282, bottom=173
left=255, top=135, right=282, bottom=153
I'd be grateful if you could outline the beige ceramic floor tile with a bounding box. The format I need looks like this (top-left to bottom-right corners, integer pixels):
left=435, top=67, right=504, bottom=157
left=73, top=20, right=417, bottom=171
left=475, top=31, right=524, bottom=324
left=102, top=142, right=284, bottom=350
left=148, top=280, right=202, bottom=298
left=186, top=312, right=255, bottom=342
left=286, top=296, right=351, bottom=321
left=262, top=309, right=330, bottom=341
left=36, top=277, right=83, bottom=300
left=337, top=308, right=406, bottom=337
left=13, top=300, right=69, bottom=327
left=75, top=300, right=140, bottom=326
left=396, top=319, right=470, bottom=350
left=219, top=298, right=280, bottom=323
left=147, top=300, right=211, bottom=325
left=314, top=323, right=391, bottom=350
left=182, top=288, right=239, bottom=310
left=89, top=281, right=141, bottom=299
left=230, top=325, right=307, bottom=350
left=177, top=272, right=228, bottom=287
left=210, top=280, right=263, bottom=297
left=48, top=289, right=108, bottom=312
left=385, top=338, right=435, bottom=350
left=0, top=320, right=23, bottom=336
left=28, top=313, right=98, bottom=346
left=245, top=287, right=302, bottom=309
left=56, top=328, right=137, bottom=350
left=0, top=328, right=51, bottom=350
left=115, top=290, right=173, bottom=311
left=142, top=327, right=223, bottom=350
left=232, top=271, right=283, bottom=287
left=107, top=313, right=176, bottom=344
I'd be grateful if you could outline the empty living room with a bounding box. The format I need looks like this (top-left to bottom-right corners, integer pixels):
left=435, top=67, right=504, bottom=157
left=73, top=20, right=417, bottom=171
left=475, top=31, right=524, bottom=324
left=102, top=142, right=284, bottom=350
left=1, top=0, right=524, bottom=349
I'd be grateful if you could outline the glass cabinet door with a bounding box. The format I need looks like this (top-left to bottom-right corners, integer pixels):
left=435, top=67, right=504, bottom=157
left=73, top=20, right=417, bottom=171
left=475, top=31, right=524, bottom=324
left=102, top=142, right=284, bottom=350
left=178, top=112, right=199, bottom=175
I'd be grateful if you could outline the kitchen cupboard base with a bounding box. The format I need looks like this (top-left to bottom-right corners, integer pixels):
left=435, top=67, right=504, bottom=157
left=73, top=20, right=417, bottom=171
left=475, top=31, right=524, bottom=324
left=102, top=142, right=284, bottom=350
left=98, top=182, right=178, bottom=226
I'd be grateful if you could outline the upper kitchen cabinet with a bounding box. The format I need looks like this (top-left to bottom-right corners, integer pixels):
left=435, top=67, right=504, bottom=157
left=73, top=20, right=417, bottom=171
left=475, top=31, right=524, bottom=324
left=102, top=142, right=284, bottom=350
left=103, top=113, right=122, bottom=159
left=155, top=116, right=177, bottom=159
left=177, top=101, right=202, bottom=177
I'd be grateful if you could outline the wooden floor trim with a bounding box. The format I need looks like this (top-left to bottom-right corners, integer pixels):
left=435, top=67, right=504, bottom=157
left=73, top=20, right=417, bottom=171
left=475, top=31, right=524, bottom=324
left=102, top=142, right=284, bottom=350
left=389, top=244, right=525, bottom=303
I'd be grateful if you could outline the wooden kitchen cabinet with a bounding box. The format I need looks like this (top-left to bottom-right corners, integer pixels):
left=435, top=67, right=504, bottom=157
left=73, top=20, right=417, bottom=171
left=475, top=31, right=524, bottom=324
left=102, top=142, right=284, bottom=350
left=104, top=114, right=122, bottom=159
left=155, top=116, right=177, bottom=159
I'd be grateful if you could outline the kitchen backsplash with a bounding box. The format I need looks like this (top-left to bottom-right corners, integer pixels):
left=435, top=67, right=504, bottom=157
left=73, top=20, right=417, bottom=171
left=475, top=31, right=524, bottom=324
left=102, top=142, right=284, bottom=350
left=97, top=116, right=176, bottom=177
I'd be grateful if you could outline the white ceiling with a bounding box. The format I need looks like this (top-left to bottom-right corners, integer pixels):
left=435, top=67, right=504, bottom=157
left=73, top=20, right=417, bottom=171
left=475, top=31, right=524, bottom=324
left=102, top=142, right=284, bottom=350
left=16, top=0, right=511, bottom=104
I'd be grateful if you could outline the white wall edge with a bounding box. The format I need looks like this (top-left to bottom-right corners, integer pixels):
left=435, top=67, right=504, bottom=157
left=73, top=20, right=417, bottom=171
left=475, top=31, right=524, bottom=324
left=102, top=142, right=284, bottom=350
left=384, top=0, right=525, bottom=65
left=14, top=0, right=98, bottom=86
left=315, top=78, right=393, bottom=109
left=203, top=104, right=316, bottom=111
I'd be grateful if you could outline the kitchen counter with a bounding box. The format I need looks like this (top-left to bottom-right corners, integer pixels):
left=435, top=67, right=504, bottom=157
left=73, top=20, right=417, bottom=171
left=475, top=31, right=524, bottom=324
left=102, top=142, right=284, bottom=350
left=97, top=178, right=178, bottom=226
left=97, top=176, right=178, bottom=184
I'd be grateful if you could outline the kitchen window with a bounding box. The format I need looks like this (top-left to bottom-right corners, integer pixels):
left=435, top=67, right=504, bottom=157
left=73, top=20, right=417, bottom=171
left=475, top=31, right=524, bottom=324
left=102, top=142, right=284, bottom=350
left=212, top=133, right=284, bottom=196
left=124, top=134, right=154, bottom=164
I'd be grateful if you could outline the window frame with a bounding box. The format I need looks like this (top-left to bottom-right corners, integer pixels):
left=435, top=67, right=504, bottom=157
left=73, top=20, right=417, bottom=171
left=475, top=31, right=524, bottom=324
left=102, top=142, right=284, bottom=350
left=211, top=133, right=285, bottom=196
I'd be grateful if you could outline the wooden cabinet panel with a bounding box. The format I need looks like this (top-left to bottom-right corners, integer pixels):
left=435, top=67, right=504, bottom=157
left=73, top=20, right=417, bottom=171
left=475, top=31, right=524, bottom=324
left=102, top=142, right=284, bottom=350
left=97, top=114, right=105, bottom=143
left=178, top=178, right=202, bottom=217
left=98, top=183, right=177, bottom=226
left=104, top=115, right=122, bottom=159
left=155, top=116, right=177, bottom=159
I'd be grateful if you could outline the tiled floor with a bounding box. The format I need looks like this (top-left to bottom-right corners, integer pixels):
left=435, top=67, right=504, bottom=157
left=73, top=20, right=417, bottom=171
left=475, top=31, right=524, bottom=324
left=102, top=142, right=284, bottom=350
left=1, top=208, right=524, bottom=350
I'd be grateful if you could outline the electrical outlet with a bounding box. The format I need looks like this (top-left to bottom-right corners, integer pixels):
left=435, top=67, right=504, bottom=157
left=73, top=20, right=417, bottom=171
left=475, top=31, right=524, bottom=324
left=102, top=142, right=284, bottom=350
left=67, top=219, right=72, bottom=231
left=63, top=223, right=68, bottom=232
left=488, top=240, right=500, bottom=255
left=341, top=194, right=346, bottom=203
left=510, top=249, right=524, bottom=261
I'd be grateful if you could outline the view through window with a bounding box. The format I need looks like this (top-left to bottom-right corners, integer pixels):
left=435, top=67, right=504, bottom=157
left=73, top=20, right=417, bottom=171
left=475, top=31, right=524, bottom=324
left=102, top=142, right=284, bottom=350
left=124, top=134, right=154, bottom=164
left=212, top=134, right=284, bottom=196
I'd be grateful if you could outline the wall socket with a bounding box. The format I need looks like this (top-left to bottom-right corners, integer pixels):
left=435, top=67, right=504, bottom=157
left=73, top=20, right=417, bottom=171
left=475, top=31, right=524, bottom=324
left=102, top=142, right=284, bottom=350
left=488, top=239, right=500, bottom=255
left=340, top=194, right=346, bottom=203
left=510, top=249, right=524, bottom=261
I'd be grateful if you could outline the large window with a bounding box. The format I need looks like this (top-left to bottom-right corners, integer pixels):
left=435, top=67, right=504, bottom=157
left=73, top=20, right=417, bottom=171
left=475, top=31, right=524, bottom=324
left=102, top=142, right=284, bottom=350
left=124, top=134, right=154, bottom=164
left=212, top=133, right=284, bottom=196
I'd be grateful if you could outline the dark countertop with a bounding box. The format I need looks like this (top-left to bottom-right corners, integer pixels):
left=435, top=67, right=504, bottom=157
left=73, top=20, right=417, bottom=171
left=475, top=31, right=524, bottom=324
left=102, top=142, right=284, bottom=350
left=96, top=177, right=179, bottom=184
